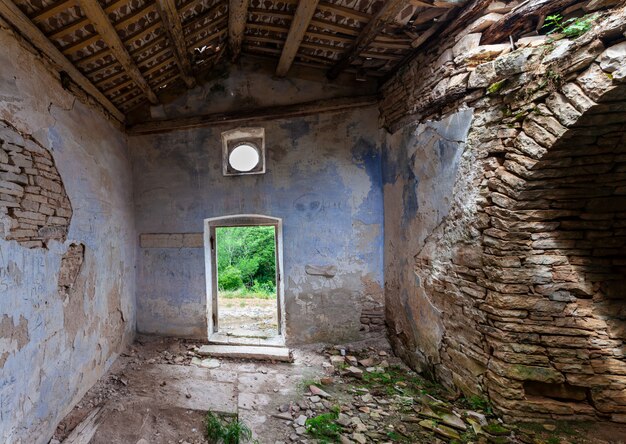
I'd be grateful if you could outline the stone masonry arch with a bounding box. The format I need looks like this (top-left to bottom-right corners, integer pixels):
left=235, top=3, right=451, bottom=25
left=381, top=3, right=626, bottom=423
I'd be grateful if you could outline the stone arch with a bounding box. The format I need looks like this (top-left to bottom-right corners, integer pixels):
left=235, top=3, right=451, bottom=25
left=480, top=81, right=626, bottom=422
left=382, top=19, right=626, bottom=423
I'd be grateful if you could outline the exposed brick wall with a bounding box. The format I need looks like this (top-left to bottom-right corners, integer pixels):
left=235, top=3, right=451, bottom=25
left=0, top=121, right=72, bottom=248
left=381, top=2, right=626, bottom=423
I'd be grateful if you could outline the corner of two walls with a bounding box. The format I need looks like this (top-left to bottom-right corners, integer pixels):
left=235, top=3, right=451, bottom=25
left=383, top=107, right=481, bottom=386
left=0, top=24, right=136, bottom=443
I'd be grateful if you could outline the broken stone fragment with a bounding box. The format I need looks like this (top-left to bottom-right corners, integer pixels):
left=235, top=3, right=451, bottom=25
left=440, top=412, right=467, bottom=431
left=418, top=419, right=461, bottom=440
left=346, top=366, right=363, bottom=378
left=330, top=355, right=346, bottom=367
left=345, top=355, right=358, bottom=366
left=309, top=385, right=331, bottom=398
left=294, top=414, right=307, bottom=426
left=358, top=357, right=375, bottom=367
left=351, top=432, right=367, bottom=444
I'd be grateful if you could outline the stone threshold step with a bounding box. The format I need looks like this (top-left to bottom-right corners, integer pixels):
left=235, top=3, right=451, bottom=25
left=197, top=344, right=293, bottom=362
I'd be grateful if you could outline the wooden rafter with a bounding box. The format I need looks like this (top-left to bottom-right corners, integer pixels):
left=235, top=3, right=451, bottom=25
left=77, top=0, right=159, bottom=104
left=276, top=0, right=320, bottom=76
left=228, top=0, right=250, bottom=61
left=156, top=0, right=196, bottom=87
left=0, top=0, right=124, bottom=122
left=327, top=0, right=407, bottom=79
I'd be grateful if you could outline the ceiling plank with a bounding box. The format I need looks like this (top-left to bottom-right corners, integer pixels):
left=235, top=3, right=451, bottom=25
left=327, top=0, right=407, bottom=79
left=0, top=0, right=124, bottom=122
left=77, top=0, right=159, bottom=104
left=276, top=0, right=320, bottom=76
left=156, top=0, right=196, bottom=87
left=32, top=0, right=75, bottom=22
left=228, top=0, right=250, bottom=61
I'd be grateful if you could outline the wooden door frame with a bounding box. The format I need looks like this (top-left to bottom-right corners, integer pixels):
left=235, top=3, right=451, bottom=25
left=204, top=214, right=285, bottom=341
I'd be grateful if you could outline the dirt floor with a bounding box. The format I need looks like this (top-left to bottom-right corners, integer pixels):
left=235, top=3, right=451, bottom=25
left=52, top=336, right=626, bottom=444
left=217, top=296, right=278, bottom=338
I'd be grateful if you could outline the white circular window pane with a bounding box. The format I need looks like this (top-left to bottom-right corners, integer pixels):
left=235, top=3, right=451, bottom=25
left=229, top=144, right=260, bottom=172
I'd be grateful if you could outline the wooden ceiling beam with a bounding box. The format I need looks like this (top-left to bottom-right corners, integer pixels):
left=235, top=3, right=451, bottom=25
left=228, top=0, right=250, bottom=60
left=276, top=0, right=320, bottom=76
left=128, top=95, right=379, bottom=135
left=77, top=0, right=159, bottom=104
left=0, top=0, right=124, bottom=122
left=327, top=0, right=407, bottom=79
left=156, top=0, right=196, bottom=87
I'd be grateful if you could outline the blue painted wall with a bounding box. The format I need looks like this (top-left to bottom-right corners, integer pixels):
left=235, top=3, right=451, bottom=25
left=0, top=27, right=136, bottom=444
left=130, top=108, right=385, bottom=344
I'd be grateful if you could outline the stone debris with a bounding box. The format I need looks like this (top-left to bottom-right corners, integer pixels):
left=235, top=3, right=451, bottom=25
left=275, top=345, right=542, bottom=443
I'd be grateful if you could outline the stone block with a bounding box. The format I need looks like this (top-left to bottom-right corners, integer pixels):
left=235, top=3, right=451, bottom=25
left=577, top=63, right=615, bottom=101
left=599, top=41, right=626, bottom=73
left=452, top=33, right=482, bottom=59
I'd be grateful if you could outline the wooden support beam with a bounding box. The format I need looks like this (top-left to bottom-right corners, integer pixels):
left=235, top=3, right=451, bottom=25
left=276, top=0, right=320, bottom=76
left=128, top=95, right=379, bottom=135
left=0, top=0, right=124, bottom=122
left=327, top=0, right=407, bottom=79
left=228, top=0, right=250, bottom=61
left=77, top=0, right=159, bottom=104
left=156, top=0, right=196, bottom=87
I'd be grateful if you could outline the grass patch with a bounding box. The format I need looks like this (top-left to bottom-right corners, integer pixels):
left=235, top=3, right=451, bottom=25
left=305, top=410, right=341, bottom=443
left=219, top=289, right=276, bottom=299
left=205, top=411, right=258, bottom=444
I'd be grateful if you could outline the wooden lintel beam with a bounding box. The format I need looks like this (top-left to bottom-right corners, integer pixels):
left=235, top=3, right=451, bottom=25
left=156, top=0, right=195, bottom=88
left=128, top=95, right=379, bottom=135
left=77, top=0, right=159, bottom=104
left=0, top=0, right=124, bottom=122
left=276, top=0, right=320, bottom=77
left=228, top=0, right=250, bottom=61
left=327, top=0, right=407, bottom=79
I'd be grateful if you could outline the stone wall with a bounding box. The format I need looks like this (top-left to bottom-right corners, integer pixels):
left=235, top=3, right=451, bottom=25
left=0, top=21, right=136, bottom=444
left=381, top=1, right=626, bottom=422
left=130, top=106, right=384, bottom=344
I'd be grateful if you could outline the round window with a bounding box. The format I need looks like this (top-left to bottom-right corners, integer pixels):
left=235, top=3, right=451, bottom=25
left=228, top=143, right=260, bottom=172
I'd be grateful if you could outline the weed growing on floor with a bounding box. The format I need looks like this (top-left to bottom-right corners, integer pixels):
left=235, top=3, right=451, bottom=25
left=298, top=378, right=321, bottom=391
left=305, top=409, right=341, bottom=443
left=205, top=411, right=258, bottom=444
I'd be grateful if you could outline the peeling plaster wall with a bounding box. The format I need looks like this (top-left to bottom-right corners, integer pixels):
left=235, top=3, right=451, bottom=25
left=383, top=109, right=475, bottom=373
left=0, top=25, right=136, bottom=444
left=130, top=107, right=384, bottom=344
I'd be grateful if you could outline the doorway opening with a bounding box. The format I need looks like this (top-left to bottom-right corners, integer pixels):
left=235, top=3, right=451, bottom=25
left=204, top=215, right=285, bottom=346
